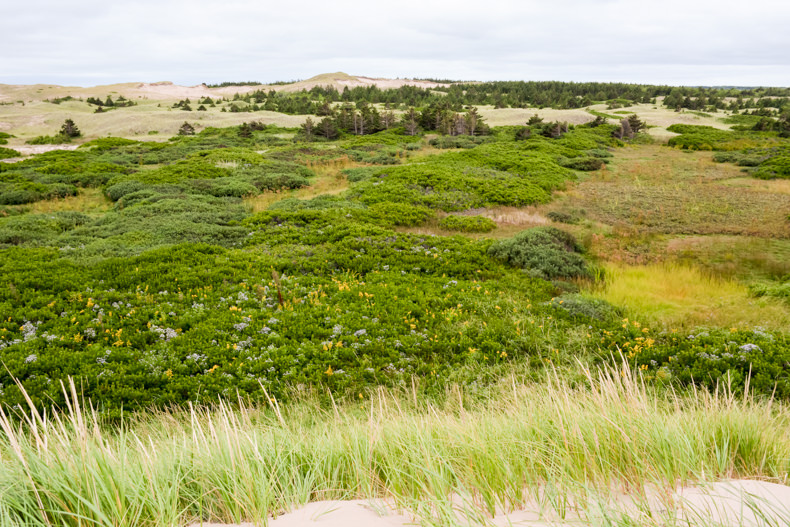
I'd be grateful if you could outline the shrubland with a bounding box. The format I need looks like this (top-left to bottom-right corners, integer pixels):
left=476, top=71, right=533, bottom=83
left=1, top=119, right=787, bottom=417
left=0, top=92, right=789, bottom=525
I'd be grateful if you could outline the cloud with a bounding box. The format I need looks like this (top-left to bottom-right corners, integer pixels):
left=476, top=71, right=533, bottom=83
left=1, top=0, right=788, bottom=86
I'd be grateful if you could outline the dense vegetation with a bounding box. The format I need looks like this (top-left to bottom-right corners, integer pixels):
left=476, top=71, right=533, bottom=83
left=200, top=81, right=790, bottom=114
left=1, top=116, right=788, bottom=420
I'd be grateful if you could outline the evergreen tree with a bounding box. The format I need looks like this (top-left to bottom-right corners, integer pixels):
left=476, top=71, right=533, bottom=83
left=317, top=117, right=339, bottom=139
left=177, top=122, right=195, bottom=136
left=301, top=117, right=315, bottom=141
left=60, top=119, right=81, bottom=138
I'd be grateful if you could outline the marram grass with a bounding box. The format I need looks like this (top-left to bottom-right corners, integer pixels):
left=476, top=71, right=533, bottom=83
left=0, top=365, right=788, bottom=526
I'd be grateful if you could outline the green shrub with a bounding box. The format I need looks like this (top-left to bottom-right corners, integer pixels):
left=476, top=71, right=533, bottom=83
left=547, top=294, right=620, bottom=321
left=488, top=227, right=590, bottom=280
left=558, top=156, right=605, bottom=171
left=343, top=167, right=379, bottom=182
left=754, top=156, right=790, bottom=179
left=750, top=280, right=790, bottom=302
left=619, top=328, right=790, bottom=398
left=0, top=147, right=21, bottom=159
left=428, top=136, right=490, bottom=149
left=26, top=134, right=71, bottom=145
left=105, top=180, right=147, bottom=201
left=438, top=214, right=496, bottom=232
left=79, top=137, right=138, bottom=151
left=0, top=181, right=77, bottom=205
left=0, top=212, right=89, bottom=245
left=363, top=202, right=433, bottom=227
left=546, top=210, right=580, bottom=224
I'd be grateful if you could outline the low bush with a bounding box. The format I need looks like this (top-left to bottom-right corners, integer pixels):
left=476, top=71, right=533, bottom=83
left=25, top=134, right=71, bottom=145
left=488, top=227, right=590, bottom=280
left=438, top=214, right=496, bottom=232
left=558, top=156, right=605, bottom=171
left=547, top=294, right=620, bottom=322
left=0, top=147, right=21, bottom=159
left=754, top=156, right=790, bottom=179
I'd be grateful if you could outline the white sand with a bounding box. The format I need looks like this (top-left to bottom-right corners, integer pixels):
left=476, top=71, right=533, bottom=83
left=187, top=480, right=790, bottom=527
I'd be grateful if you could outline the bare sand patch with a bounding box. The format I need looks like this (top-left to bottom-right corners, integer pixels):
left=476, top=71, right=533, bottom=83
left=187, top=480, right=790, bottom=527
left=13, top=144, right=79, bottom=155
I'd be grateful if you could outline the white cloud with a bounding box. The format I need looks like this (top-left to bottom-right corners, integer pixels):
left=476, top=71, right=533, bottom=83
left=1, top=0, right=788, bottom=86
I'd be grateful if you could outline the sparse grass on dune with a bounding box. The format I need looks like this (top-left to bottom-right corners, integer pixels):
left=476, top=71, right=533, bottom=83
left=0, top=365, right=788, bottom=526
left=592, top=263, right=790, bottom=331
left=0, top=98, right=307, bottom=142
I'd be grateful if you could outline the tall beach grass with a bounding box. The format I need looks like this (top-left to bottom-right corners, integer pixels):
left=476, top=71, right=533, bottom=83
left=0, top=364, right=788, bottom=526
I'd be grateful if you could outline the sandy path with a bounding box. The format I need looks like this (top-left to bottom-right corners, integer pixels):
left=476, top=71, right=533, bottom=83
left=187, top=480, right=790, bottom=527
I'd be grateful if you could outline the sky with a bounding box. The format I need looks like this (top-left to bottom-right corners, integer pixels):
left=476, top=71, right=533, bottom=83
left=2, top=0, right=789, bottom=87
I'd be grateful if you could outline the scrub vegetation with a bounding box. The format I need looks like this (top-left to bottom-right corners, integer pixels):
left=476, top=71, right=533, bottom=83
left=1, top=77, right=789, bottom=526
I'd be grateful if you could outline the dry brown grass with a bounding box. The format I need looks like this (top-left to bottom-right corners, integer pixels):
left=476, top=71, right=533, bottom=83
left=545, top=146, right=790, bottom=241
left=22, top=188, right=112, bottom=214
left=244, top=156, right=358, bottom=213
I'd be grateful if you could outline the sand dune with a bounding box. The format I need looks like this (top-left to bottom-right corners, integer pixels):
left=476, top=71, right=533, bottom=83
left=187, top=480, right=790, bottom=527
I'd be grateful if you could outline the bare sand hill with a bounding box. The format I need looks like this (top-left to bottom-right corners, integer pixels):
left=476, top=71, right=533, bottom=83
left=0, top=73, right=450, bottom=104
left=188, top=480, right=790, bottom=527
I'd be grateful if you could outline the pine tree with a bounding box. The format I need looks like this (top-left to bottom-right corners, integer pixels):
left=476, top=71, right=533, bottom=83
left=177, top=122, right=195, bottom=136
left=301, top=117, right=315, bottom=141
left=60, top=119, right=81, bottom=138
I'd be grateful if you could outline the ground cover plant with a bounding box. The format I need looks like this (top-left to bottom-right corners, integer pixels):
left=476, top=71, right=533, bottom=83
left=0, top=118, right=788, bottom=413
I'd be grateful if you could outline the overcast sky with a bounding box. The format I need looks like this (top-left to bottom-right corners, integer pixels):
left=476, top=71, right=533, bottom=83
left=2, top=0, right=789, bottom=87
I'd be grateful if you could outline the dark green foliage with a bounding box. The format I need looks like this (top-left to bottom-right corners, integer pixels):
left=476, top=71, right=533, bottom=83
left=0, top=212, right=89, bottom=246
left=26, top=134, right=71, bottom=145
left=488, top=227, right=590, bottom=280
left=343, top=167, right=379, bottom=182
left=608, top=328, right=790, bottom=398
left=60, top=119, right=81, bottom=138
left=2, top=118, right=787, bottom=414
left=750, top=280, right=790, bottom=302
left=0, top=132, right=12, bottom=145
left=0, top=180, right=77, bottom=205
left=547, top=294, right=620, bottom=322
left=438, top=214, right=496, bottom=233
left=428, top=136, right=491, bottom=149
left=79, top=137, right=138, bottom=151
left=178, top=122, right=196, bottom=136
left=558, top=156, right=605, bottom=171
left=0, top=147, right=21, bottom=159
left=754, top=156, right=790, bottom=179
left=546, top=210, right=582, bottom=224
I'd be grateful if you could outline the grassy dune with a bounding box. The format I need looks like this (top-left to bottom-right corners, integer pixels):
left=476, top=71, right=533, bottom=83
left=0, top=366, right=788, bottom=526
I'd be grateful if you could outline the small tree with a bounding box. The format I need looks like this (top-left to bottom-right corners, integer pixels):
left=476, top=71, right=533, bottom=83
left=317, top=117, right=339, bottom=140
left=527, top=114, right=544, bottom=126
left=60, top=119, right=81, bottom=138
left=402, top=107, right=419, bottom=136
left=301, top=117, right=315, bottom=141
left=177, top=122, right=195, bottom=136
left=627, top=114, right=645, bottom=135
left=238, top=122, right=252, bottom=138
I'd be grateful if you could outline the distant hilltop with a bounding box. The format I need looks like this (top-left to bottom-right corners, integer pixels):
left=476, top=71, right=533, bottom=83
left=0, top=73, right=452, bottom=103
